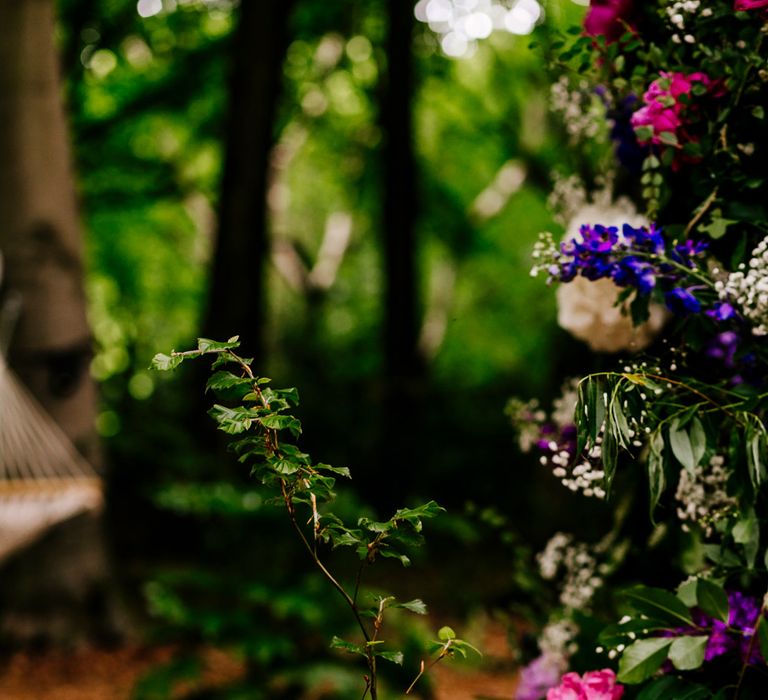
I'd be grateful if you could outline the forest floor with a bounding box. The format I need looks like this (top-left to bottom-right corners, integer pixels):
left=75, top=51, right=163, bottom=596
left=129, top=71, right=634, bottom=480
left=0, top=621, right=519, bottom=699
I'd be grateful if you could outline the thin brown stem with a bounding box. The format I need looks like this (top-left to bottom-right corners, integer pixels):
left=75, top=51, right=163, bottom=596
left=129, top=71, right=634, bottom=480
left=684, top=186, right=719, bottom=237
left=735, top=605, right=765, bottom=699
left=406, top=644, right=452, bottom=695
left=353, top=561, right=365, bottom=605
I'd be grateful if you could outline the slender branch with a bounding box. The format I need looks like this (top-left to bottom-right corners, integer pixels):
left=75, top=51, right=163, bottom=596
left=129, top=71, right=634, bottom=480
left=184, top=346, right=380, bottom=698
left=684, top=186, right=719, bottom=237
left=406, top=642, right=453, bottom=695
left=735, top=603, right=765, bottom=699
left=353, top=561, right=365, bottom=605
left=642, top=373, right=737, bottom=418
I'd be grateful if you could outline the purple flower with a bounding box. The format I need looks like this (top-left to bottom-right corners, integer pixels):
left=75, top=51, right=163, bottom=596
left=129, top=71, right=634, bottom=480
left=665, top=288, right=701, bottom=315
left=672, top=239, right=709, bottom=266
left=666, top=591, right=764, bottom=665
left=515, top=654, right=566, bottom=700
left=706, top=331, right=740, bottom=367
left=706, top=301, right=737, bottom=321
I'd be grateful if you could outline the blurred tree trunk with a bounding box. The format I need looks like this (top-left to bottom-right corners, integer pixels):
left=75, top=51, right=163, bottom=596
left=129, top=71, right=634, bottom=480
left=376, top=0, right=424, bottom=509
left=381, top=0, right=422, bottom=383
left=0, top=0, right=124, bottom=644
left=203, top=0, right=296, bottom=363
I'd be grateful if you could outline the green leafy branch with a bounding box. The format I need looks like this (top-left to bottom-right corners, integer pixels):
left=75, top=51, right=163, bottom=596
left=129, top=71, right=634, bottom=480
left=152, top=337, right=461, bottom=698
left=596, top=579, right=768, bottom=697
left=575, top=370, right=768, bottom=510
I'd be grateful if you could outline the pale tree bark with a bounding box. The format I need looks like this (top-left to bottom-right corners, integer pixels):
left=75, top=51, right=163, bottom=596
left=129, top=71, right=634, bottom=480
left=0, top=0, right=124, bottom=644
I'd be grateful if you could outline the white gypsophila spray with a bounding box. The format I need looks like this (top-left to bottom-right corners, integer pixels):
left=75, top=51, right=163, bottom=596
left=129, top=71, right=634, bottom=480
left=717, top=236, right=768, bottom=336
left=675, top=455, right=737, bottom=535
left=547, top=173, right=588, bottom=226
left=537, top=532, right=604, bottom=611
left=550, top=76, right=609, bottom=144
left=538, top=618, right=580, bottom=659
left=506, top=397, right=547, bottom=452
left=664, top=0, right=711, bottom=45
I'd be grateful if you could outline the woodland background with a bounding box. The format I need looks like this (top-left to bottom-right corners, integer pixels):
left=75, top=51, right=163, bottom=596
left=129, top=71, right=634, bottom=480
left=0, top=0, right=613, bottom=697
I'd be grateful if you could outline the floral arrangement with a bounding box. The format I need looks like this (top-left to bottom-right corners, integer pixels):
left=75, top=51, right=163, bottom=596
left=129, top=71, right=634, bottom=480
left=512, top=1, right=768, bottom=697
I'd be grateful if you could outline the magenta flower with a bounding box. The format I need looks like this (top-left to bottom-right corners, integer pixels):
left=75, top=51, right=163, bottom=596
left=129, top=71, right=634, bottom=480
left=631, top=72, right=717, bottom=157
left=584, top=0, right=635, bottom=42
left=547, top=669, right=624, bottom=700
left=735, top=0, right=768, bottom=10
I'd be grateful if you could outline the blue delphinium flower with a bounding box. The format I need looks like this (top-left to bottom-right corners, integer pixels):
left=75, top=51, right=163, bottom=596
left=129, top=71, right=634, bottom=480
left=665, top=287, right=701, bottom=315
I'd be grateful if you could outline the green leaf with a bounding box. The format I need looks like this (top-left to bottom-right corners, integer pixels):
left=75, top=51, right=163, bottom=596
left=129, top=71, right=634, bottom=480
left=392, top=501, right=444, bottom=524
left=274, top=387, right=300, bottom=405
left=668, top=635, right=707, bottom=671
left=703, top=544, right=742, bottom=568
left=259, top=414, right=302, bottom=437
left=696, top=579, right=728, bottom=623
left=438, top=626, right=456, bottom=641
left=624, top=586, right=694, bottom=627
left=209, top=404, right=257, bottom=434
left=378, top=549, right=411, bottom=567
left=151, top=353, right=184, bottom=371
left=635, top=125, right=654, bottom=142
left=669, top=418, right=697, bottom=472
left=610, top=398, right=632, bottom=449
left=602, top=426, right=619, bottom=492
left=659, top=131, right=678, bottom=146
left=733, top=510, right=760, bottom=569
left=316, top=463, right=352, bottom=479
left=330, top=636, right=365, bottom=657
left=637, top=677, right=711, bottom=700
left=452, top=639, right=482, bottom=657
left=758, top=619, right=768, bottom=662
left=197, top=337, right=240, bottom=353
left=700, top=218, right=736, bottom=240
left=598, top=618, right=670, bottom=647
left=677, top=578, right=698, bottom=608
left=643, top=155, right=661, bottom=170
left=270, top=458, right=300, bottom=476
left=393, top=599, right=428, bottom=615
left=205, top=371, right=251, bottom=393
left=745, top=419, right=767, bottom=489
left=376, top=650, right=404, bottom=665
left=689, top=418, right=706, bottom=469
left=648, top=430, right=666, bottom=517
left=617, top=638, right=672, bottom=684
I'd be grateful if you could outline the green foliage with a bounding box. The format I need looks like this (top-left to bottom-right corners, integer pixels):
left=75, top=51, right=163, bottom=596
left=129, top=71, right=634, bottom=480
left=153, top=338, right=468, bottom=698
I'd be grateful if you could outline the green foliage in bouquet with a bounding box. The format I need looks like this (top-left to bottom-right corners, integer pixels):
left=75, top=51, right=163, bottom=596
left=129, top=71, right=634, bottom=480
left=511, top=2, right=768, bottom=699
left=152, top=336, right=478, bottom=699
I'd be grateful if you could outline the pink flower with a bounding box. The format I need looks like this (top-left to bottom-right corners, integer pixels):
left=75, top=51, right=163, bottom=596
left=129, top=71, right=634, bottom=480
left=584, top=0, right=635, bottom=42
left=735, top=0, right=768, bottom=10
left=547, top=669, right=624, bottom=700
left=631, top=71, right=715, bottom=148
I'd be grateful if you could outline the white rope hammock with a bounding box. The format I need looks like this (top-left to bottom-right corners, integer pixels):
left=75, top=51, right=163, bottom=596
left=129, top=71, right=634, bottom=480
left=0, top=351, right=103, bottom=563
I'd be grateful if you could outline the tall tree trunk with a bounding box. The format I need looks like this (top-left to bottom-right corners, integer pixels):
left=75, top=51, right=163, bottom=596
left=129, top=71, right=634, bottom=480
left=376, top=0, right=424, bottom=509
left=204, top=0, right=296, bottom=362
left=0, top=0, right=122, bottom=644
left=381, top=0, right=421, bottom=383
